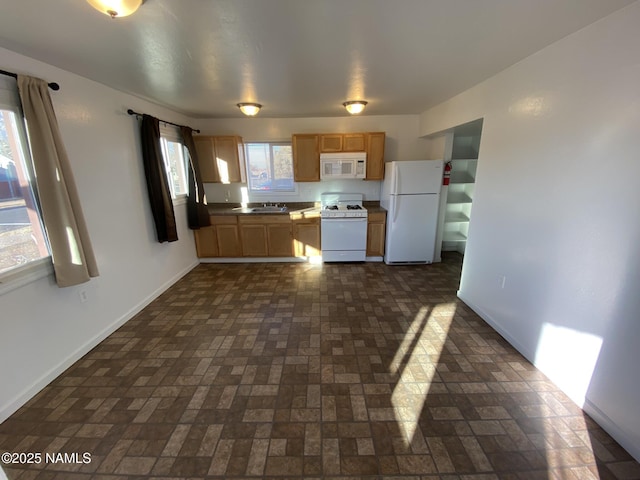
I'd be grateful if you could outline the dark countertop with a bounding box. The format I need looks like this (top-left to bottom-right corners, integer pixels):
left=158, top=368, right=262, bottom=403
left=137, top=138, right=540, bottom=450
left=207, top=202, right=318, bottom=216
left=207, top=201, right=385, bottom=216
left=364, top=202, right=386, bottom=214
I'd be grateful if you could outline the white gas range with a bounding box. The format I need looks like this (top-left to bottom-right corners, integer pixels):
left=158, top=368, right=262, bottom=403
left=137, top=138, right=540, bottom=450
left=320, top=193, right=368, bottom=262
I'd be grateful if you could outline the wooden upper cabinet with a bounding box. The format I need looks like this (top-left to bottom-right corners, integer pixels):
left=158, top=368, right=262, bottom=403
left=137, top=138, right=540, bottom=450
left=214, top=136, right=246, bottom=183
left=193, top=135, right=246, bottom=184
left=193, top=136, right=220, bottom=183
left=292, top=131, right=385, bottom=181
left=343, top=133, right=366, bottom=152
left=320, top=133, right=366, bottom=153
left=320, top=134, right=343, bottom=152
left=292, top=134, right=320, bottom=182
left=365, top=132, right=386, bottom=180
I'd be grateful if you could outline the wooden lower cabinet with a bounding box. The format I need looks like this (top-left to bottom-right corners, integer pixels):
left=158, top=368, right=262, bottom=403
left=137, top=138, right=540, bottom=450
left=195, top=212, right=324, bottom=259
left=366, top=211, right=386, bottom=256
left=239, top=215, right=293, bottom=257
left=291, top=214, right=321, bottom=257
left=194, top=215, right=241, bottom=257
left=268, top=224, right=294, bottom=256
left=194, top=215, right=242, bottom=257
left=215, top=217, right=242, bottom=257
left=239, top=223, right=268, bottom=256
left=194, top=224, right=218, bottom=257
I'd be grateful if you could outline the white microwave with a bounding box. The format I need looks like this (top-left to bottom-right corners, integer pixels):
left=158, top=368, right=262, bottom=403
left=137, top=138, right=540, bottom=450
left=320, top=152, right=367, bottom=179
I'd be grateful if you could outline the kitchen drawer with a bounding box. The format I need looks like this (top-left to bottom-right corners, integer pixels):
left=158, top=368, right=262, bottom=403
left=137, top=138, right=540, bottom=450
left=210, top=215, right=238, bottom=225
left=289, top=213, right=320, bottom=222
left=368, top=212, right=386, bottom=223
left=238, top=215, right=291, bottom=224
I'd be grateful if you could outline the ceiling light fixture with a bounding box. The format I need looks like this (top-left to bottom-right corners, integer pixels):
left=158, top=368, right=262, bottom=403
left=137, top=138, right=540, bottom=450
left=237, top=103, right=262, bottom=116
left=86, top=0, right=145, bottom=18
left=343, top=100, right=368, bottom=115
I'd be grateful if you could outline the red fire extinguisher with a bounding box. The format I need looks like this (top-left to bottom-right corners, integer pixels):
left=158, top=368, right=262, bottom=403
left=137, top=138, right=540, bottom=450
left=443, top=162, right=452, bottom=186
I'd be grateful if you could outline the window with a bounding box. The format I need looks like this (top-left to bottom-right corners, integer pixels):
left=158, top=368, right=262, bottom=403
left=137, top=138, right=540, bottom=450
left=159, top=124, right=188, bottom=199
left=0, top=79, right=50, bottom=277
left=245, top=143, right=295, bottom=193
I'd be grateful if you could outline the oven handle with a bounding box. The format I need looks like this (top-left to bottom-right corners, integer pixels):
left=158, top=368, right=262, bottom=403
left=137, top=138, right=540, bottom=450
left=321, top=217, right=368, bottom=221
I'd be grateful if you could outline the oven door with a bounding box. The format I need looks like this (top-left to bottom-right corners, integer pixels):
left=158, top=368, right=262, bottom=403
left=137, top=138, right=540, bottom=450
left=321, top=217, right=367, bottom=261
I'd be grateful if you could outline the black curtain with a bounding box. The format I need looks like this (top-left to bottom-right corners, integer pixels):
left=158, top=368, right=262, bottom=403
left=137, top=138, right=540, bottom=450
left=181, top=126, right=210, bottom=229
left=140, top=114, right=178, bottom=242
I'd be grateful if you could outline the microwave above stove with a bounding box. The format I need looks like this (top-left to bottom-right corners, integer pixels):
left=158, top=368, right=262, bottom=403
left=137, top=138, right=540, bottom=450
left=320, top=152, right=366, bottom=179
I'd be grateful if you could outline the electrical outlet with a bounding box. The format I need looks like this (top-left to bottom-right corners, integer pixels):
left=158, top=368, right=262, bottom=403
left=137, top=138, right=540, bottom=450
left=224, top=189, right=231, bottom=202
left=79, top=290, right=88, bottom=303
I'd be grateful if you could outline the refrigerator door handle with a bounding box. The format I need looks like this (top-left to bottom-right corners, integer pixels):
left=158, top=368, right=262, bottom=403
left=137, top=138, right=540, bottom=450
left=392, top=195, right=399, bottom=223
left=394, top=166, right=399, bottom=196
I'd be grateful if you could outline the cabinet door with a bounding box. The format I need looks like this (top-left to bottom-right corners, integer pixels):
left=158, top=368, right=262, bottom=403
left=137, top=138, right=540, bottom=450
left=194, top=225, right=218, bottom=257
left=293, top=134, right=320, bottom=181
left=343, top=134, right=366, bottom=152
left=366, top=132, right=385, bottom=180
left=320, top=134, right=343, bottom=152
left=292, top=221, right=321, bottom=257
left=193, top=136, right=220, bottom=183
left=240, top=224, right=268, bottom=256
left=267, top=224, right=293, bottom=257
left=214, top=136, right=244, bottom=183
left=366, top=218, right=386, bottom=256
left=216, top=224, right=242, bottom=257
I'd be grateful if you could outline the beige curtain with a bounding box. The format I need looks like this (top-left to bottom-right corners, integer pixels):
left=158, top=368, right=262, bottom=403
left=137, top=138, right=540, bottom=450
left=17, top=75, right=99, bottom=287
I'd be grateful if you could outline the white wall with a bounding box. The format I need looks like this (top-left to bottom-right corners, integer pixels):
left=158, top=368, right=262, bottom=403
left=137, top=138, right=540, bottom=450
left=0, top=47, right=199, bottom=421
left=195, top=115, right=427, bottom=203
left=419, top=3, right=640, bottom=460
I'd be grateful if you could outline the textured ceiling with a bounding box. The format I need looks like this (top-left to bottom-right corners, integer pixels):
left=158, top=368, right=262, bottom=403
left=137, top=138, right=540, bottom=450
left=0, top=0, right=635, bottom=118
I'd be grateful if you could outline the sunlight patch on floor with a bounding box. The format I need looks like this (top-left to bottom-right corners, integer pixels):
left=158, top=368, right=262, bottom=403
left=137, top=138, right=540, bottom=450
left=391, top=302, right=457, bottom=445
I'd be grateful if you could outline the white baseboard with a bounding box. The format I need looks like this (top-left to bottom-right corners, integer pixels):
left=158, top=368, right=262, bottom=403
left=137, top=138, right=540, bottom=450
left=0, top=260, right=199, bottom=423
left=457, top=290, right=640, bottom=463
left=457, top=291, right=536, bottom=363
left=583, top=398, right=640, bottom=462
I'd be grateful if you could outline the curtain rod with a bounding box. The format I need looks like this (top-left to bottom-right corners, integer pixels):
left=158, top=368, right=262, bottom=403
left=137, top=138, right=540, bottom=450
left=0, top=68, right=60, bottom=91
left=127, top=109, right=200, bottom=133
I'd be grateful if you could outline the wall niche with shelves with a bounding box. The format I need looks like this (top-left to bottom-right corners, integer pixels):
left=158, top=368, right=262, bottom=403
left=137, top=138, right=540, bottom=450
left=441, top=120, right=482, bottom=254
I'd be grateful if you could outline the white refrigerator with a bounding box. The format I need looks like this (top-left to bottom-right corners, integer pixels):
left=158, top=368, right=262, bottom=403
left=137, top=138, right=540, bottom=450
left=380, top=160, right=443, bottom=264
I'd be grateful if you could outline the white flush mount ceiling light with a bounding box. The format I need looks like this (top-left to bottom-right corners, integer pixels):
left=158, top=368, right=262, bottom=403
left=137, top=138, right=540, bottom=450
left=87, top=0, right=145, bottom=18
left=237, top=103, right=262, bottom=116
left=343, top=100, right=368, bottom=115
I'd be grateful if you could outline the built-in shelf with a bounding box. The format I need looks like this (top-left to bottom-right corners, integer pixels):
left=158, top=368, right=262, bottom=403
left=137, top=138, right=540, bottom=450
left=443, top=156, right=479, bottom=253
left=443, top=231, right=467, bottom=242
left=445, top=211, right=470, bottom=223
left=446, top=191, right=473, bottom=204
left=450, top=172, right=475, bottom=184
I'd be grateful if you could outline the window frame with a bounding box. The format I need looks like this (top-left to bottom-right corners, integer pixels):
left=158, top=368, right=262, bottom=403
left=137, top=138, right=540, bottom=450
left=244, top=141, right=297, bottom=195
left=0, top=78, right=52, bottom=291
left=159, top=123, right=189, bottom=204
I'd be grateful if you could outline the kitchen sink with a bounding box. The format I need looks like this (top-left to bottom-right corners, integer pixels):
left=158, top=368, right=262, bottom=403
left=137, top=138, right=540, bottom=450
left=250, top=206, right=288, bottom=213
